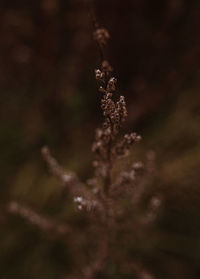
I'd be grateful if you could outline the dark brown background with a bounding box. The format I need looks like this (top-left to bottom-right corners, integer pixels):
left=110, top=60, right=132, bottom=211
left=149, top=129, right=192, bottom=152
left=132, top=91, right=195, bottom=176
left=0, top=0, right=200, bottom=278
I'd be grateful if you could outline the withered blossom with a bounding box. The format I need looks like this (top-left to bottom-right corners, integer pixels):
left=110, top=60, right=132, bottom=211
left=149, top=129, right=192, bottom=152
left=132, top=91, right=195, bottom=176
left=93, top=28, right=110, bottom=46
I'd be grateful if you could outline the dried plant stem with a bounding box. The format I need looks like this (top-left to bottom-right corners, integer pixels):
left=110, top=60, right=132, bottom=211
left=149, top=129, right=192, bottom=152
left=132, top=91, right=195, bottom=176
left=8, top=201, right=70, bottom=235
left=6, top=6, right=161, bottom=279
left=83, top=232, right=108, bottom=279
left=41, top=146, right=90, bottom=198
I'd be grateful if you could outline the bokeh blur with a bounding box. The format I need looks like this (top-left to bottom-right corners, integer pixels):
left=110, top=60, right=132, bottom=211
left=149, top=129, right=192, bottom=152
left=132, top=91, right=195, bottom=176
left=1, top=0, right=200, bottom=278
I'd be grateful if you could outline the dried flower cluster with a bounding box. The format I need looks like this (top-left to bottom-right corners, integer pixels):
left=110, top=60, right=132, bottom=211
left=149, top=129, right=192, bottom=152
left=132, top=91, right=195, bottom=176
left=93, top=27, right=110, bottom=46
left=92, top=39, right=141, bottom=182
left=7, top=17, right=161, bottom=279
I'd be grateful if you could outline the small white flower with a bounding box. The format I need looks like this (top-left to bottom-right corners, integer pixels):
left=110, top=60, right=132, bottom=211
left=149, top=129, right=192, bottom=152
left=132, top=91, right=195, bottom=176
left=74, top=196, right=83, bottom=203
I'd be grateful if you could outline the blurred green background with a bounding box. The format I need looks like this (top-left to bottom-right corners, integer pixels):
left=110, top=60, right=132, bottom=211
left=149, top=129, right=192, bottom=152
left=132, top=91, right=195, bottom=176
left=0, top=0, right=200, bottom=278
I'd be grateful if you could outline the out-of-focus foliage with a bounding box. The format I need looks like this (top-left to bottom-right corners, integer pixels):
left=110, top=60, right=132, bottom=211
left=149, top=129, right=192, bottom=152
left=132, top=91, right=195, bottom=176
left=0, top=0, right=200, bottom=278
